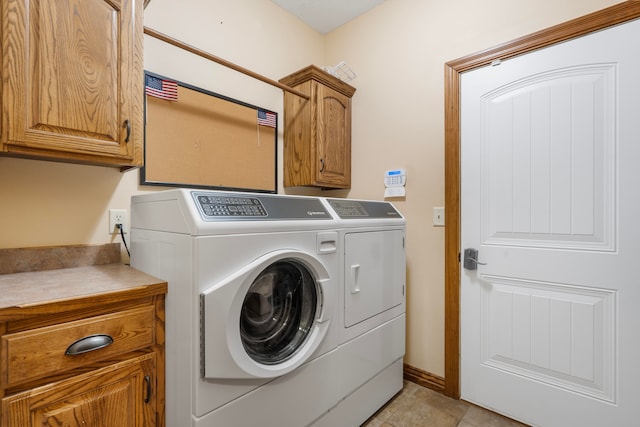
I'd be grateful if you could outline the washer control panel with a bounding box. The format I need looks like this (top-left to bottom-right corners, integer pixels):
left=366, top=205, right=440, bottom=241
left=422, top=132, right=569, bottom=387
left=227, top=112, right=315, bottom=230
left=195, top=194, right=267, bottom=218
left=190, top=191, right=333, bottom=221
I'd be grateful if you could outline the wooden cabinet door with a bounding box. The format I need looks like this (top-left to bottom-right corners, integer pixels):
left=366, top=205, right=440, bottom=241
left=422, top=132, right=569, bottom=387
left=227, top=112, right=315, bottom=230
left=1, top=353, right=156, bottom=427
left=315, top=82, right=351, bottom=188
left=280, top=65, right=355, bottom=189
left=1, top=0, right=144, bottom=167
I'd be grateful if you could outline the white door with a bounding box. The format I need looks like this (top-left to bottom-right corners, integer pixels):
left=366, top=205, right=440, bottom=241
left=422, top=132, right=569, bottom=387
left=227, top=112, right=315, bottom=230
left=461, top=19, right=640, bottom=427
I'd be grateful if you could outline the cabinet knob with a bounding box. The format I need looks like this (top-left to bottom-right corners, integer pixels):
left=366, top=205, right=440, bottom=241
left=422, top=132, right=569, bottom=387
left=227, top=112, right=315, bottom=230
left=124, top=119, right=131, bottom=143
left=319, top=158, right=325, bottom=172
left=144, top=375, right=152, bottom=403
left=65, top=334, right=114, bottom=355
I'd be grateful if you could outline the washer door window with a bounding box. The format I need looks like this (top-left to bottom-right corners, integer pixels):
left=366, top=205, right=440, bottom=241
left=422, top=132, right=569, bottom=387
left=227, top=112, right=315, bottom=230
left=240, top=260, right=318, bottom=365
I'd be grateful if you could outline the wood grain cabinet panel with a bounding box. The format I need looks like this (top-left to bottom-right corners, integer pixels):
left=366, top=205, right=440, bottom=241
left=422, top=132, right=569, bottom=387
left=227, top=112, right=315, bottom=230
left=2, top=352, right=156, bottom=427
left=3, top=306, right=155, bottom=388
left=0, top=0, right=144, bottom=167
left=280, top=65, right=356, bottom=189
left=0, top=265, right=166, bottom=427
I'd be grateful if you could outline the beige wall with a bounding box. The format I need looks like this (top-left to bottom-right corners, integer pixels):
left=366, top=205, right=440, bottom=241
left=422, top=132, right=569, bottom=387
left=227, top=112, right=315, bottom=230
left=0, top=0, right=619, bottom=377
left=323, top=0, right=619, bottom=376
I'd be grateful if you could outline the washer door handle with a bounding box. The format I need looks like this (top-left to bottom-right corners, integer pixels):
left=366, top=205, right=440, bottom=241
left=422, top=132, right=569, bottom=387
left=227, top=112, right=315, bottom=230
left=350, top=264, right=361, bottom=294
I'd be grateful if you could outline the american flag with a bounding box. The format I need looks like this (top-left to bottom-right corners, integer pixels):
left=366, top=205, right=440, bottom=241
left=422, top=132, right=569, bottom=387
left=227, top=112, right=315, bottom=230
left=145, top=75, right=178, bottom=101
left=257, top=110, right=276, bottom=128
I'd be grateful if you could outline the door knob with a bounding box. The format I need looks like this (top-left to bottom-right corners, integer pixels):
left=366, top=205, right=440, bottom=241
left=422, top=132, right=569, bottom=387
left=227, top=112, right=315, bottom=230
left=463, top=248, right=486, bottom=270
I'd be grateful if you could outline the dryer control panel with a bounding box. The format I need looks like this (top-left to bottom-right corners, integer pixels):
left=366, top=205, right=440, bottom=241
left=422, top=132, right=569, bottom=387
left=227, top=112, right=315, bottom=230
left=327, top=199, right=403, bottom=219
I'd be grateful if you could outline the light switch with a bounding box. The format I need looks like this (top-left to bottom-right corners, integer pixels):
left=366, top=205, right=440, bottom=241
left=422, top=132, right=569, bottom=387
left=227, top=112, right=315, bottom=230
left=433, top=207, right=445, bottom=226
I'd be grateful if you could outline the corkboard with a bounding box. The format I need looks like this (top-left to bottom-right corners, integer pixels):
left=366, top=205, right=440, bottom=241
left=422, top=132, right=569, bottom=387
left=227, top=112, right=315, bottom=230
left=141, top=73, right=277, bottom=193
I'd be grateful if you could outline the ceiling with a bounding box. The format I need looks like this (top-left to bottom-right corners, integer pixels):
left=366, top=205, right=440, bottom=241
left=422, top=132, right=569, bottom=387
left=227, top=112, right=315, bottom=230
left=270, top=0, right=387, bottom=34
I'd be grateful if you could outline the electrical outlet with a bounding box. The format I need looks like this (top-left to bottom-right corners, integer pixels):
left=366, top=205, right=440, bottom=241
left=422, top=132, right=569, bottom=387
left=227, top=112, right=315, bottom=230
left=433, top=207, right=445, bottom=226
left=109, top=209, right=128, bottom=234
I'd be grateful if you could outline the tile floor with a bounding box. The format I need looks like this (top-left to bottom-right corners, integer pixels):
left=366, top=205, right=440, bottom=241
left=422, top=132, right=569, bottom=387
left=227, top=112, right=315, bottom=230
left=361, top=381, right=530, bottom=427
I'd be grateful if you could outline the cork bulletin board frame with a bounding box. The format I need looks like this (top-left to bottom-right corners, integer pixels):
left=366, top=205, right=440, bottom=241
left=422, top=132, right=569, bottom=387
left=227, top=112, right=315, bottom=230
left=141, top=71, right=277, bottom=193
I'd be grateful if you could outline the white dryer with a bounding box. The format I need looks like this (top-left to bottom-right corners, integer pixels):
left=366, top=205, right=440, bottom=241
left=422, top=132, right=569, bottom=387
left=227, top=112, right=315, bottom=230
left=313, top=198, right=407, bottom=427
left=131, top=189, right=342, bottom=426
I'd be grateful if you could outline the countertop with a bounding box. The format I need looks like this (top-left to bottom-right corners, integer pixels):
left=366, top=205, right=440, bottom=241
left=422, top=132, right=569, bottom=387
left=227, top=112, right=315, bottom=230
left=0, top=263, right=167, bottom=322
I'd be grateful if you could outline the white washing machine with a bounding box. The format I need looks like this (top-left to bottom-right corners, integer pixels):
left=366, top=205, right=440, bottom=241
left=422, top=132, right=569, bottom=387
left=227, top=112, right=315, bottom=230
left=130, top=189, right=405, bottom=427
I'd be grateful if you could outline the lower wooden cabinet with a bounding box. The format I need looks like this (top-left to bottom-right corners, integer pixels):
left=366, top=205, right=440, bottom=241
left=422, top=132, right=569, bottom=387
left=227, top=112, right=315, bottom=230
left=2, top=353, right=156, bottom=427
left=0, top=264, right=167, bottom=427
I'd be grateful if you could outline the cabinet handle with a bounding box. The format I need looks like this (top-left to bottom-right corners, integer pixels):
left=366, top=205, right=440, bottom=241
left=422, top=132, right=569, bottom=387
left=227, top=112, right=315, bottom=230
left=65, top=334, right=114, bottom=355
left=319, top=158, right=325, bottom=172
left=124, top=119, right=131, bottom=143
left=144, top=375, right=152, bottom=403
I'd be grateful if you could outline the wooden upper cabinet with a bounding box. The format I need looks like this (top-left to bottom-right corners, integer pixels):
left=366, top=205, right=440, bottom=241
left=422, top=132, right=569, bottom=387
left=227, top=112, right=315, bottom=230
left=0, top=0, right=144, bottom=168
left=280, top=65, right=356, bottom=189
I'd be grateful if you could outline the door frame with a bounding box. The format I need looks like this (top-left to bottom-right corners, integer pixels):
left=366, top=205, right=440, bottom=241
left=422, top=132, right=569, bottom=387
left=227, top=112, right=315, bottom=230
left=443, top=0, right=640, bottom=399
